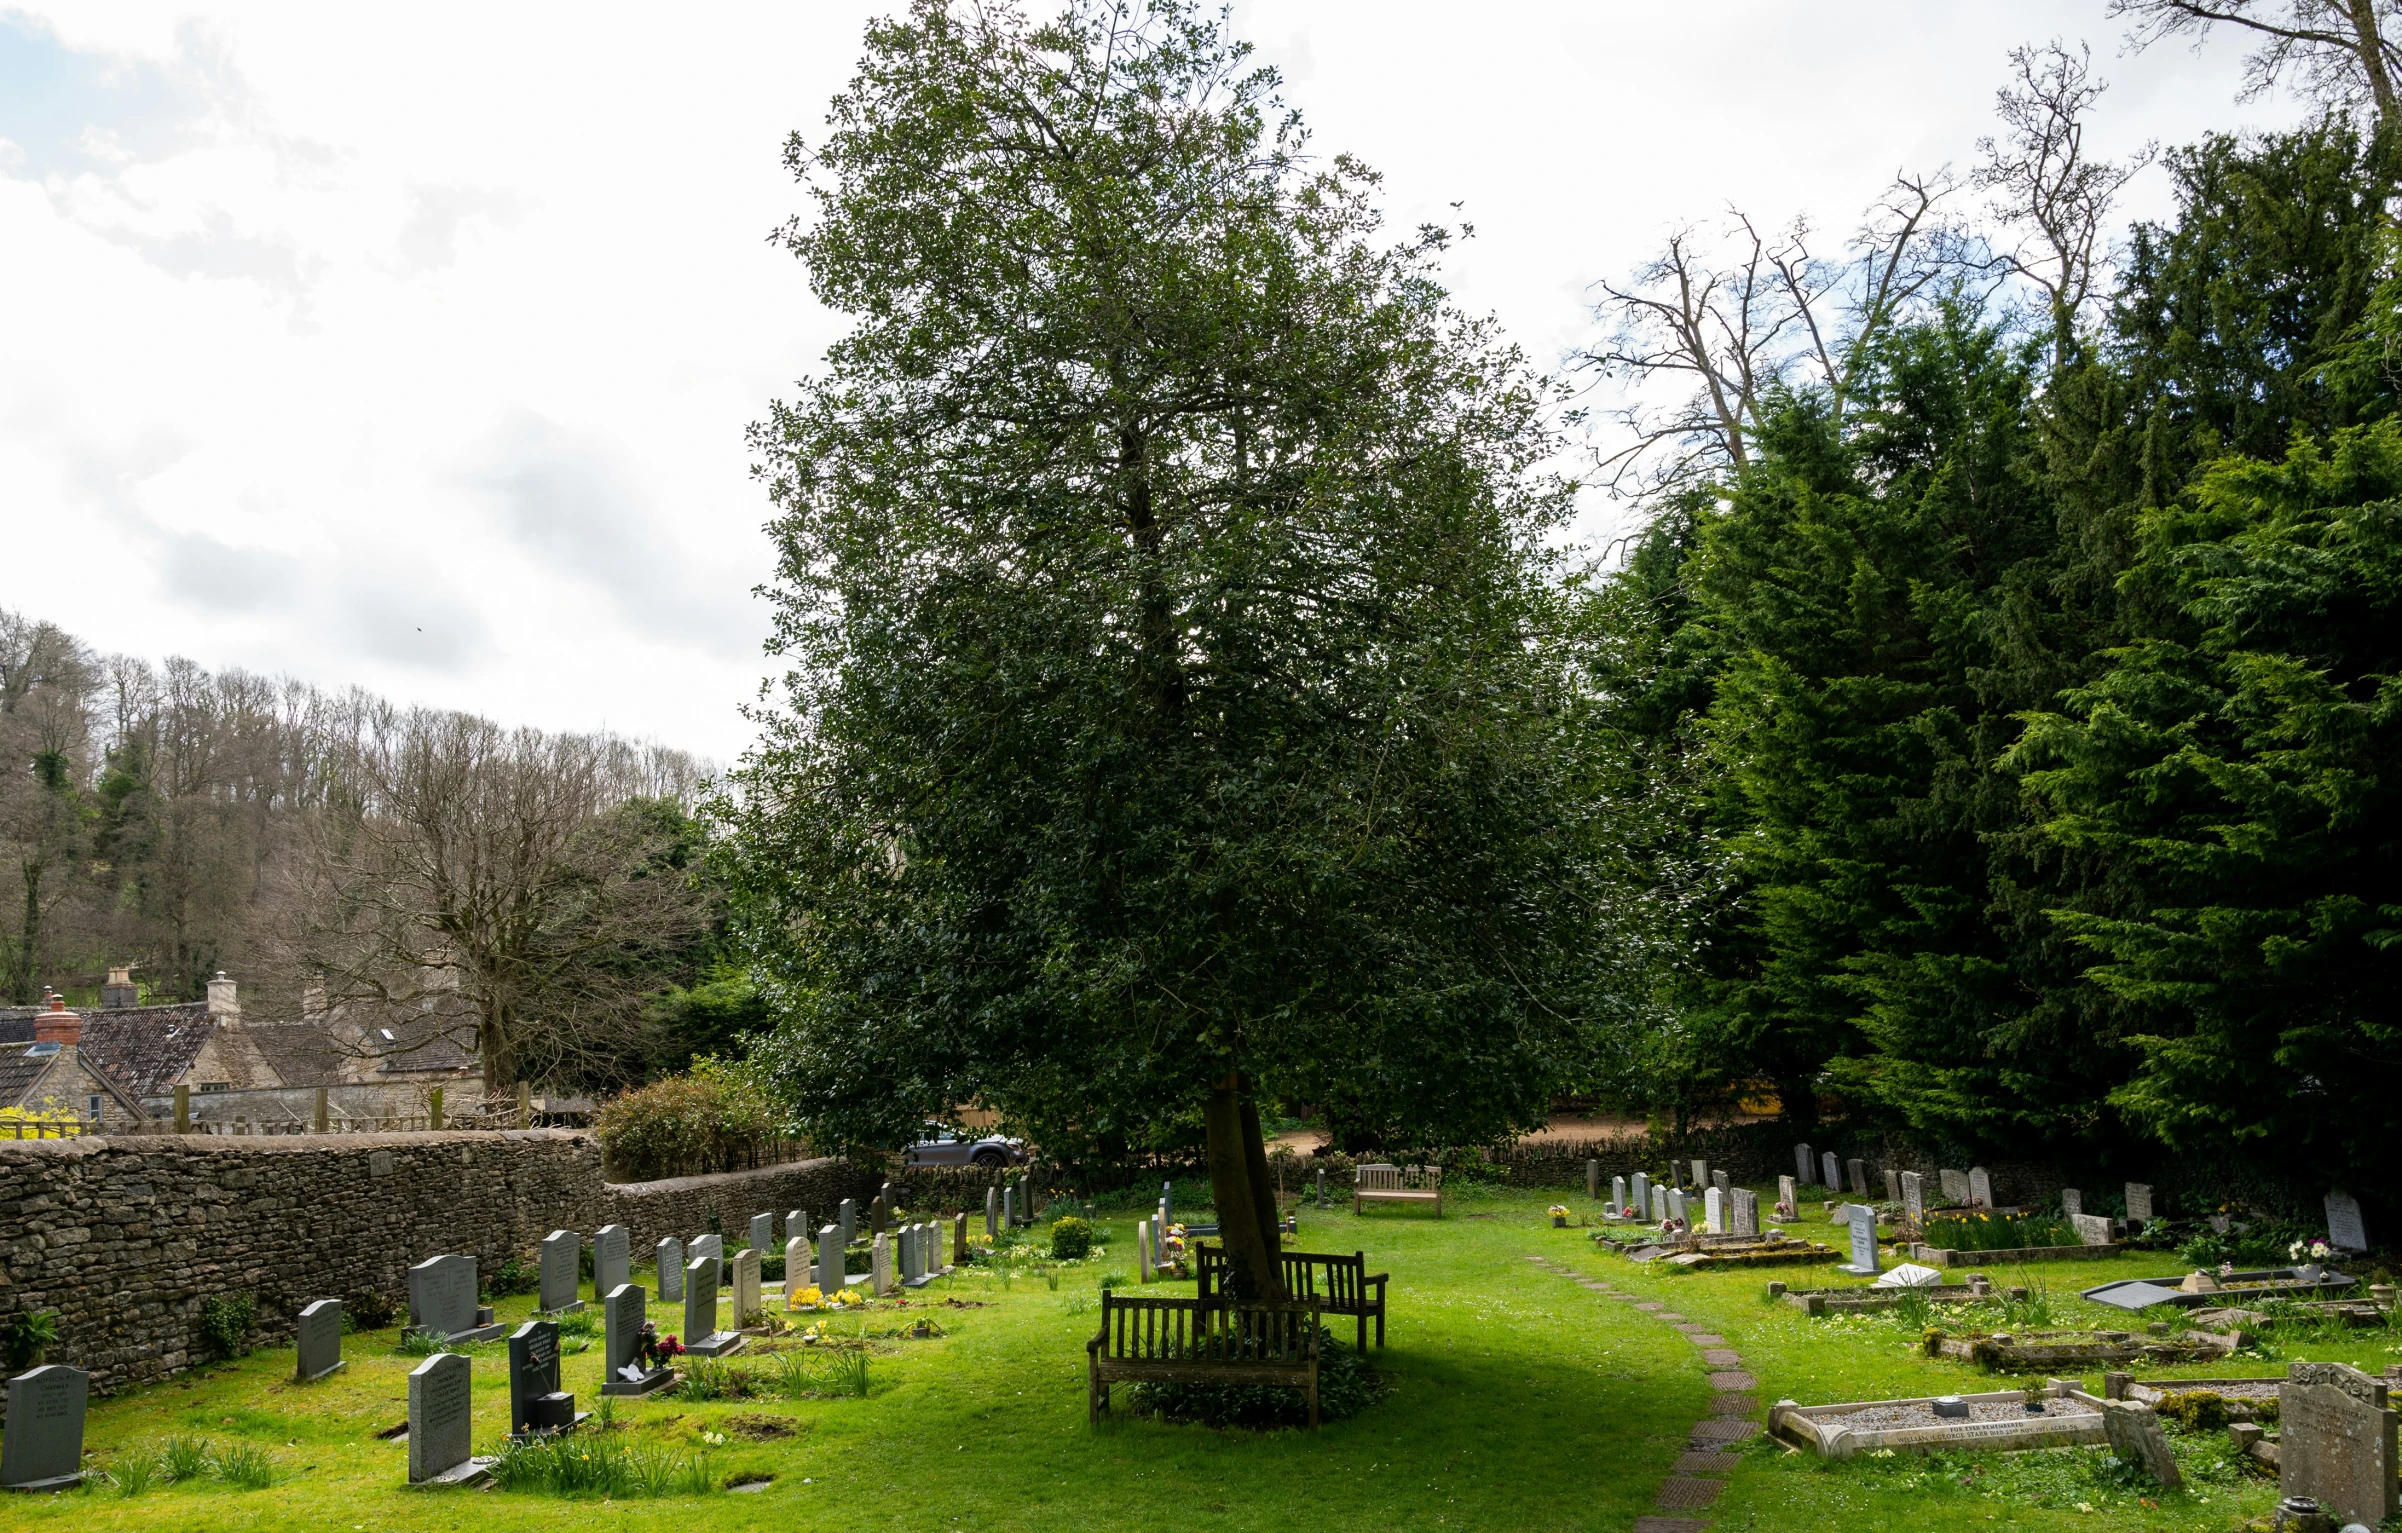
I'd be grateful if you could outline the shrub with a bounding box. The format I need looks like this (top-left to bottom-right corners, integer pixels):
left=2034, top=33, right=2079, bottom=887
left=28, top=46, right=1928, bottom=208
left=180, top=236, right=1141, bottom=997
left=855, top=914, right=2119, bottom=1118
left=0, top=1308, right=59, bottom=1371
left=2177, top=1219, right=2318, bottom=1270
left=349, top=1290, right=399, bottom=1330
left=396, top=1326, right=448, bottom=1356
left=2154, top=1390, right=2236, bottom=1432
left=1050, top=1217, right=1094, bottom=1260
left=676, top=1358, right=757, bottom=1401
left=595, top=1059, right=779, bottom=1181
left=1918, top=1213, right=2076, bottom=1252
left=198, top=1292, right=254, bottom=1360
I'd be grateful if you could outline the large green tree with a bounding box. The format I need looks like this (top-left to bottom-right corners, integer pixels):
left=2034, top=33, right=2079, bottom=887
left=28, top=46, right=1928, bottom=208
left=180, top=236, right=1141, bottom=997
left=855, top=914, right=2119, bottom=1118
left=719, top=0, right=1631, bottom=1299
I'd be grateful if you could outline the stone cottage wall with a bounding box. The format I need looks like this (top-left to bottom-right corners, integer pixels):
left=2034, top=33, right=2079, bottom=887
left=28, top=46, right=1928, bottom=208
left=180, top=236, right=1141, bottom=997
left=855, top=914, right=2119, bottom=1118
left=0, top=1131, right=887, bottom=1407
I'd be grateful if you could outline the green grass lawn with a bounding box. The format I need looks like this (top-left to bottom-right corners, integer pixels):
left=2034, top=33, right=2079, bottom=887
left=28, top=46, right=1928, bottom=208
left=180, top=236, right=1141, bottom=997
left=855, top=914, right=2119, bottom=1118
left=7, top=1184, right=2391, bottom=1531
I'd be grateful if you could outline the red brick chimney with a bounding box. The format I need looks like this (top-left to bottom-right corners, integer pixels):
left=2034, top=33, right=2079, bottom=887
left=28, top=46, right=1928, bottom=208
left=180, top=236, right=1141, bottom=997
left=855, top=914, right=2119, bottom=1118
left=35, top=993, right=80, bottom=1046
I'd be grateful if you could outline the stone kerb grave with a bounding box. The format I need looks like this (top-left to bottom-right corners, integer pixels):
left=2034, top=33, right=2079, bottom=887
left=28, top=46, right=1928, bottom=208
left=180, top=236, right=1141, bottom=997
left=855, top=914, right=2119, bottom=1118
left=0, top=1365, right=88, bottom=1490
left=295, top=1298, right=344, bottom=1382
left=1771, top=1379, right=2104, bottom=1458
left=407, top=1351, right=492, bottom=1486
left=538, top=1229, right=582, bottom=1314
left=600, top=1284, right=674, bottom=1398
left=2281, top=1360, right=2398, bottom=1527
left=407, top=1254, right=503, bottom=1343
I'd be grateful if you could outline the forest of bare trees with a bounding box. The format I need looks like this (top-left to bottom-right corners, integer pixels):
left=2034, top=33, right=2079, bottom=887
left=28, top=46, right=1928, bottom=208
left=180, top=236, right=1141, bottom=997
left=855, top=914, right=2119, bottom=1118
left=0, top=608, right=719, bottom=1091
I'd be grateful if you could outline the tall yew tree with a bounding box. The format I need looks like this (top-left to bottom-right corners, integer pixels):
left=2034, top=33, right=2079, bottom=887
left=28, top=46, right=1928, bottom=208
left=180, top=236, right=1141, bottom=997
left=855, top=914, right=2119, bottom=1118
left=721, top=0, right=1615, bottom=1300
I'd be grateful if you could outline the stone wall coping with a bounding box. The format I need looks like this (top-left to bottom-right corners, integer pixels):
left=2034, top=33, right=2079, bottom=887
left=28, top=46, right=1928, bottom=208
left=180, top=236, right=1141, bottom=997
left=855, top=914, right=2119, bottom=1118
left=0, top=1128, right=595, bottom=1162
left=603, top=1157, right=841, bottom=1196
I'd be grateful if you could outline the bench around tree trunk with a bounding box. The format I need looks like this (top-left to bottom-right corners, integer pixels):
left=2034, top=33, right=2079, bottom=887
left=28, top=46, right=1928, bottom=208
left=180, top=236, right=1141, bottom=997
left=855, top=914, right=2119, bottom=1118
left=1087, top=1293, right=1323, bottom=1428
left=1193, top=1245, right=1390, bottom=1350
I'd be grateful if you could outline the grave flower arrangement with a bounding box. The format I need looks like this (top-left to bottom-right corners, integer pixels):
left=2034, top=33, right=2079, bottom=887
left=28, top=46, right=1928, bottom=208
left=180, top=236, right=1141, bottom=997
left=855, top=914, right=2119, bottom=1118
left=1549, top=1204, right=1570, bottom=1228
left=2287, top=1237, right=2332, bottom=1262
left=1154, top=1223, right=1191, bottom=1278
left=789, top=1285, right=826, bottom=1309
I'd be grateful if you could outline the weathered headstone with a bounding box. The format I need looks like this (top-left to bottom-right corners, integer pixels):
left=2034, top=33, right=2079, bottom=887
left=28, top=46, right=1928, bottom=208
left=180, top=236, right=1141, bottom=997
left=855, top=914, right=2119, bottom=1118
left=690, top=1233, right=724, bottom=1288
left=538, top=1230, right=582, bottom=1314
left=1839, top=1203, right=1880, bottom=1276
left=2071, top=1213, right=2116, bottom=1247
left=407, top=1352, right=479, bottom=1484
left=296, top=1298, right=344, bottom=1382
left=984, top=1185, right=999, bottom=1238
left=506, top=1320, right=567, bottom=1437
left=870, top=1195, right=889, bottom=1237
left=786, top=1208, right=808, bottom=1247
left=817, top=1224, right=843, bottom=1291
left=2280, top=1361, right=2398, bottom=1527
left=1003, top=1186, right=1018, bottom=1227
left=731, top=1246, right=761, bottom=1325
left=1612, top=1175, right=1628, bottom=1215
left=2124, top=1183, right=2154, bottom=1226
left=1138, top=1219, right=1154, bottom=1282
left=1939, top=1169, right=1970, bottom=1205
left=1711, top=1169, right=1731, bottom=1196
left=2059, top=1188, right=2082, bottom=1220
left=599, top=1283, right=672, bottom=1397
left=1847, top=1158, right=1867, bottom=1196
left=1730, top=1187, right=1760, bottom=1238
left=681, top=1255, right=741, bottom=1355
left=1650, top=1185, right=1668, bottom=1223
left=1704, top=1186, right=1725, bottom=1234
left=952, top=1211, right=968, bottom=1268
left=1587, top=1158, right=1600, bottom=1199
left=1794, top=1142, right=1814, bottom=1187
left=899, top=1225, right=922, bottom=1286
left=1777, top=1174, right=1798, bottom=1218
left=593, top=1224, right=630, bottom=1297
left=1689, top=1158, right=1708, bottom=1188
left=785, top=1235, right=810, bottom=1299
left=1901, top=1170, right=1925, bottom=1224
left=2102, top=1400, right=2183, bottom=1487
left=0, top=1365, right=87, bottom=1489
left=2325, top=1191, right=2369, bottom=1253
left=1631, top=1172, right=1651, bottom=1222
left=749, top=1212, right=774, bottom=1255
left=1967, top=1167, right=1993, bottom=1209
left=872, top=1231, right=894, bottom=1297
left=1882, top=1168, right=1900, bottom=1202
left=1667, top=1187, right=1687, bottom=1227
left=656, top=1237, right=685, bottom=1302
left=833, top=1197, right=853, bottom=1248
left=1821, top=1151, right=1840, bottom=1191
left=407, top=1254, right=494, bottom=1340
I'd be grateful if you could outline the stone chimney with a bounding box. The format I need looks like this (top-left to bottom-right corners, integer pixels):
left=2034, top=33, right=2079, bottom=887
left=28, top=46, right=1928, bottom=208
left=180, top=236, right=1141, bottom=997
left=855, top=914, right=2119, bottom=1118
left=35, top=993, right=80, bottom=1046
left=102, top=966, right=138, bottom=1009
left=206, top=972, right=240, bottom=1020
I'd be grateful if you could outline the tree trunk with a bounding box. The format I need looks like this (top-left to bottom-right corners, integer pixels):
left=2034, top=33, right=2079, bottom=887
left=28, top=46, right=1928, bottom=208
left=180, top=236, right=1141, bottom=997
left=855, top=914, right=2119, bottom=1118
left=1202, top=1069, right=1286, bottom=1302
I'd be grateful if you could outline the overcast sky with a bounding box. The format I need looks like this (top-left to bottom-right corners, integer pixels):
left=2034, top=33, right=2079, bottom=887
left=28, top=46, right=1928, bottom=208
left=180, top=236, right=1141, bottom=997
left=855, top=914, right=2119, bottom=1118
left=0, top=3, right=2305, bottom=761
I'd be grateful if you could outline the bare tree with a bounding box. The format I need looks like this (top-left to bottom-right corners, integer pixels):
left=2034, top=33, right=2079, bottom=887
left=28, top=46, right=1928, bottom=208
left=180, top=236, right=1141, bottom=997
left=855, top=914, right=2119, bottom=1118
left=0, top=615, right=98, bottom=1002
left=1975, top=41, right=2156, bottom=370
left=2112, top=0, right=2402, bottom=121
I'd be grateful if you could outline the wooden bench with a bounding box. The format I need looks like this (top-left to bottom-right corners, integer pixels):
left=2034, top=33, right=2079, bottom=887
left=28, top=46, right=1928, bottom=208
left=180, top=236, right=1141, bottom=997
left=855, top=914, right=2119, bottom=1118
left=1086, top=1293, right=1323, bottom=1428
left=1193, top=1245, right=1390, bottom=1350
left=1354, top=1163, right=1442, bottom=1217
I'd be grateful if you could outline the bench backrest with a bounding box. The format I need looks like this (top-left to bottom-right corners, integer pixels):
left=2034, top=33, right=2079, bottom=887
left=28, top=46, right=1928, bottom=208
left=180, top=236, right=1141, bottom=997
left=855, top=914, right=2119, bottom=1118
left=1356, top=1163, right=1439, bottom=1191
left=1193, top=1246, right=1370, bottom=1306
left=1094, top=1292, right=1322, bottom=1364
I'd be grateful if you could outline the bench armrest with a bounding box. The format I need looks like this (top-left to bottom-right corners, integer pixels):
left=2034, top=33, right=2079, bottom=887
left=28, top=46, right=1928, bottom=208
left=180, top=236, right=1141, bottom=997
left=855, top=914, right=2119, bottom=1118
left=1364, top=1272, right=1390, bottom=1288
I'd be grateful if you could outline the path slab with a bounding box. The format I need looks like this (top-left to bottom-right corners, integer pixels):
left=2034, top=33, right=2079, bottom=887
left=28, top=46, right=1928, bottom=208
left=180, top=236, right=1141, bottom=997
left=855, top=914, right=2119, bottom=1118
left=1674, top=1449, right=1737, bottom=1474
left=1656, top=1477, right=1726, bottom=1510
left=1687, top=1333, right=1726, bottom=1346
left=1632, top=1519, right=1711, bottom=1533
left=1701, top=1348, right=1744, bottom=1367
left=1708, top=1370, right=1758, bottom=1392
left=1711, top=1394, right=1759, bottom=1416
left=1692, top=1419, right=1760, bottom=1443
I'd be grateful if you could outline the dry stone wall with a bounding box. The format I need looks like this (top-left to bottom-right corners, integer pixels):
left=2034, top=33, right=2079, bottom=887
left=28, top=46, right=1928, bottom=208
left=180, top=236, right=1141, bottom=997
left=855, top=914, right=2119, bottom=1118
left=0, top=1130, right=884, bottom=1407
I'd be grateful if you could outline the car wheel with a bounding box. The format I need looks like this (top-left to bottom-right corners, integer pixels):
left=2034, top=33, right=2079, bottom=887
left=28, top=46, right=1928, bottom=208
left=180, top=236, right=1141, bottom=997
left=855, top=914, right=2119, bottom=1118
left=973, top=1149, right=1005, bottom=1168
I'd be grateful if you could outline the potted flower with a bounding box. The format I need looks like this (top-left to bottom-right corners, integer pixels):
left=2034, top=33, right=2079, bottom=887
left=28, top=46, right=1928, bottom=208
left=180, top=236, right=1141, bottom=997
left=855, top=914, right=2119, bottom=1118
left=1549, top=1204, right=1569, bottom=1229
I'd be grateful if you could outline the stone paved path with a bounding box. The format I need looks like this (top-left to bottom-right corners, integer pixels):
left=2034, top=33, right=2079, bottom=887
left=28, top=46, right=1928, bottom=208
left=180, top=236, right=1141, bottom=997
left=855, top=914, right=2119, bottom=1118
left=1528, top=1256, right=1753, bottom=1533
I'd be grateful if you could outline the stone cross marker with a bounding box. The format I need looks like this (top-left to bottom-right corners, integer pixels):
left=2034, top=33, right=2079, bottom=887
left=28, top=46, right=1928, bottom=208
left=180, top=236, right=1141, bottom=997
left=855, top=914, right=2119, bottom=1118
left=2102, top=1400, right=2183, bottom=1487
left=1730, top=1187, right=1759, bottom=1238
left=0, top=1365, right=87, bottom=1490
left=296, top=1298, right=344, bottom=1382
left=1939, top=1169, right=1970, bottom=1205
left=2326, top=1190, right=2369, bottom=1252
left=785, top=1235, right=810, bottom=1300
left=2059, top=1188, right=2081, bottom=1220
left=872, top=1231, right=894, bottom=1297
left=1689, top=1158, right=1708, bottom=1187
left=2071, top=1213, right=2116, bottom=1247
left=683, top=1256, right=720, bottom=1349
left=839, top=1198, right=857, bottom=1247
left=1847, top=1159, right=1867, bottom=1196
left=1794, top=1142, right=1813, bottom=1186
left=2280, top=1361, right=2398, bottom=1527
left=690, top=1233, right=724, bottom=1288
left=1704, top=1186, right=1724, bottom=1234
left=749, top=1212, right=774, bottom=1255
left=656, top=1237, right=684, bottom=1302
left=1901, top=1170, right=1925, bottom=1223
left=593, top=1224, right=630, bottom=1297
left=507, top=1320, right=561, bottom=1438
left=817, top=1224, right=843, bottom=1291
left=732, top=1246, right=761, bottom=1324
left=1612, top=1175, right=1628, bottom=1215
left=1777, top=1174, right=1798, bottom=1218
left=2124, top=1183, right=2154, bottom=1225
left=1882, top=1168, right=1900, bottom=1202
left=1967, top=1168, right=1993, bottom=1208
left=407, top=1254, right=478, bottom=1338
left=407, top=1352, right=473, bottom=1484
left=1821, top=1151, right=1841, bottom=1191
left=539, top=1230, right=582, bottom=1314
left=1840, top=1203, right=1880, bottom=1276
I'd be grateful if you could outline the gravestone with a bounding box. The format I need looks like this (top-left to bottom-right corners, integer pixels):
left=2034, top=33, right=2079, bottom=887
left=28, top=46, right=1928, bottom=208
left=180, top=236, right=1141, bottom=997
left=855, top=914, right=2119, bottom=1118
left=953, top=1212, right=968, bottom=1268
left=681, top=1256, right=741, bottom=1355
left=2071, top=1213, right=2116, bottom=1247
left=593, top=1225, right=630, bottom=1297
left=872, top=1231, right=894, bottom=1297
left=2102, top=1400, right=2182, bottom=1487
left=1667, top=1188, right=1687, bottom=1227
left=1794, top=1142, right=1814, bottom=1187
left=656, top=1237, right=684, bottom=1302
left=296, top=1298, right=344, bottom=1382
left=985, top=1186, right=999, bottom=1238
left=538, top=1230, right=582, bottom=1314
left=1839, top=1203, right=1880, bottom=1276
left=1967, top=1168, right=1993, bottom=1208
left=1847, top=1159, right=1867, bottom=1196
left=1704, top=1187, right=1725, bottom=1234
left=1690, top=1158, right=1708, bottom=1187
left=2059, top=1188, right=2081, bottom=1220
left=599, top=1283, right=672, bottom=1397
left=2280, top=1362, right=2397, bottom=1527
left=1138, top=1219, right=1154, bottom=1282
left=817, top=1224, right=843, bottom=1291
left=786, top=1208, right=808, bottom=1247
left=1939, top=1169, right=1970, bottom=1205
left=0, top=1365, right=87, bottom=1490
left=1631, top=1172, right=1651, bottom=1223
left=785, top=1235, right=810, bottom=1299
left=507, top=1320, right=572, bottom=1438
left=749, top=1212, right=774, bottom=1255
left=2125, top=1183, right=2154, bottom=1226
left=899, top=1225, right=922, bottom=1286
left=1650, top=1186, right=1668, bottom=1223
left=1901, top=1170, right=1925, bottom=1224
left=839, top=1198, right=857, bottom=1247
left=407, top=1352, right=479, bottom=1484
left=1778, top=1174, right=1798, bottom=1218
left=690, top=1233, right=724, bottom=1288
left=1711, top=1169, right=1731, bottom=1196
left=1316, top=1167, right=1328, bottom=1208
left=407, top=1254, right=496, bottom=1341
left=2326, top=1191, right=2369, bottom=1253
left=1612, top=1175, right=1628, bottom=1215
left=1821, top=1151, right=1840, bottom=1190
left=1882, top=1168, right=1900, bottom=1202
left=1587, top=1159, right=1600, bottom=1199
left=1730, top=1187, right=1760, bottom=1238
left=870, top=1195, right=889, bottom=1237
left=1004, top=1186, right=1018, bottom=1227
left=731, top=1247, right=761, bottom=1325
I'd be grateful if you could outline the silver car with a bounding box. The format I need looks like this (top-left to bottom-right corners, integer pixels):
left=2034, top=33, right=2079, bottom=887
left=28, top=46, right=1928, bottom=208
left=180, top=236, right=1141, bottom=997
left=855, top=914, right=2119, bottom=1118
left=903, top=1123, right=1027, bottom=1168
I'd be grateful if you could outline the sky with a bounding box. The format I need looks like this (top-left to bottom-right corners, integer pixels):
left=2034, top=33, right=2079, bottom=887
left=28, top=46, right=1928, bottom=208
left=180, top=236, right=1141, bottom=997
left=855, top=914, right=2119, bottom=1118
left=0, top=3, right=2308, bottom=762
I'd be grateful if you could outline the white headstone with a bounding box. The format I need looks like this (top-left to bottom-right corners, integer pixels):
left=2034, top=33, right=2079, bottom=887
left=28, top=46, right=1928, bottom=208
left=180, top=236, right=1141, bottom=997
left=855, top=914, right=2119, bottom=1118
left=1777, top=1174, right=1797, bottom=1217
left=1138, top=1218, right=1154, bottom=1282
left=0, top=1365, right=86, bottom=1489
left=872, top=1231, right=894, bottom=1297
left=1967, top=1168, right=1993, bottom=1208
left=1689, top=1159, right=1708, bottom=1187
left=1704, top=1186, right=1725, bottom=1234
left=2326, top=1190, right=2369, bottom=1253
left=2059, top=1188, right=2081, bottom=1220
left=2071, top=1213, right=2116, bottom=1247
left=296, top=1298, right=344, bottom=1382
left=1841, top=1203, right=1880, bottom=1276
left=1631, top=1172, right=1651, bottom=1220
left=407, top=1352, right=473, bottom=1484
left=1667, top=1188, right=1687, bottom=1227
left=593, top=1225, right=630, bottom=1296
left=785, top=1236, right=810, bottom=1299
left=731, top=1247, right=761, bottom=1324
left=1612, top=1175, right=1628, bottom=1215
left=1650, top=1185, right=1667, bottom=1222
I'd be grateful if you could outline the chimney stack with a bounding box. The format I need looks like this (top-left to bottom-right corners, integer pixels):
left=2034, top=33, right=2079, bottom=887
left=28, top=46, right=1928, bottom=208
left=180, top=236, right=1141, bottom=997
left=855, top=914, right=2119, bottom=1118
left=35, top=993, right=80, bottom=1047
left=102, top=966, right=137, bottom=1009
left=206, top=972, right=240, bottom=1020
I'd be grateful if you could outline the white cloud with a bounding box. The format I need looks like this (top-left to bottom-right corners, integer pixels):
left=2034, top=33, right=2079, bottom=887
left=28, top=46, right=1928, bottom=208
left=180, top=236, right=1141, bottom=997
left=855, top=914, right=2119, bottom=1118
left=0, top=1, right=2309, bottom=758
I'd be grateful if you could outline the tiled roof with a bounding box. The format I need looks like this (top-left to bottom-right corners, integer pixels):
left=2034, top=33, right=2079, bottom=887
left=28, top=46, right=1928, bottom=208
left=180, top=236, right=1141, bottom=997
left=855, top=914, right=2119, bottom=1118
left=0, top=1049, right=51, bottom=1106
left=247, top=1025, right=354, bottom=1088
left=79, top=1005, right=214, bottom=1098
left=364, top=1009, right=481, bottom=1075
